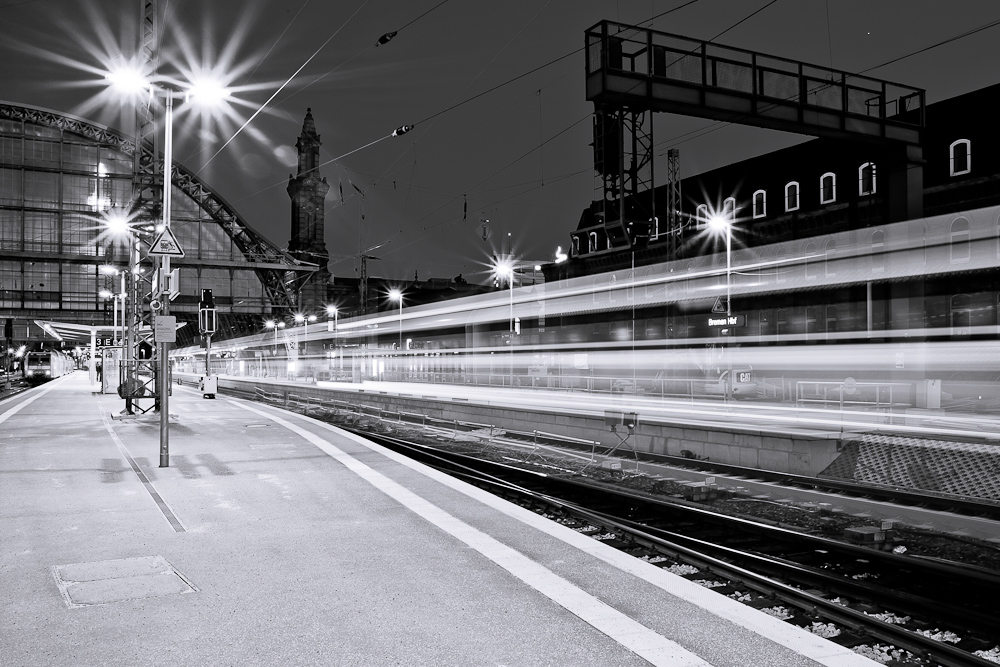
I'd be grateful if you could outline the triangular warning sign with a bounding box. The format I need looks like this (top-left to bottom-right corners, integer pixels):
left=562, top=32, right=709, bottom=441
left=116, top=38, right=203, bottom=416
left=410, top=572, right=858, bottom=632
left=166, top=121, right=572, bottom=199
left=148, top=227, right=185, bottom=257
left=712, top=296, right=728, bottom=314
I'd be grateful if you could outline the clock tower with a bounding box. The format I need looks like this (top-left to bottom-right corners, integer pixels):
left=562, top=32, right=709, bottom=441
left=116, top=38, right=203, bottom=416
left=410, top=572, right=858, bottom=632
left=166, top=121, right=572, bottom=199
left=287, top=108, right=331, bottom=311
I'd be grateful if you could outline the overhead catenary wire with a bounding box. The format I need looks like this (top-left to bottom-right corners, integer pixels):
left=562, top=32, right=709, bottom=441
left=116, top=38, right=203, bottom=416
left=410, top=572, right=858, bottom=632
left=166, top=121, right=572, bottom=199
left=233, top=1, right=704, bottom=208
left=652, top=11, right=1000, bottom=157
left=194, top=0, right=374, bottom=175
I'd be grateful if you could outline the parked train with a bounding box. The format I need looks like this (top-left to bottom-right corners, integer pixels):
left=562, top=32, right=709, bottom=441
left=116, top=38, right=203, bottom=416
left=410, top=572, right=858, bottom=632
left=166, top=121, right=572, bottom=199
left=23, top=350, right=75, bottom=384
left=172, top=203, right=1000, bottom=412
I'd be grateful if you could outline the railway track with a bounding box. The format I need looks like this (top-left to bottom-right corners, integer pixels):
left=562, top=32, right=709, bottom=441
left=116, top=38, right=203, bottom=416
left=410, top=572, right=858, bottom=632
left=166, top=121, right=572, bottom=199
left=193, top=378, right=1000, bottom=664
left=344, top=429, right=1000, bottom=667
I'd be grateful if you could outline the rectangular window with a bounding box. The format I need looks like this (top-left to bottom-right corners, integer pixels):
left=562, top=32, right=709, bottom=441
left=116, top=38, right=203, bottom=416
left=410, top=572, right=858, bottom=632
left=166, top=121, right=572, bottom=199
left=23, top=123, right=60, bottom=139
left=24, top=211, right=59, bottom=251
left=0, top=136, right=23, bottom=163
left=23, top=261, right=60, bottom=309
left=24, top=139, right=61, bottom=168
left=0, top=167, right=22, bottom=205
left=201, top=267, right=231, bottom=297
left=0, top=260, right=21, bottom=308
left=100, top=148, right=133, bottom=175
left=23, top=170, right=59, bottom=209
left=0, top=210, right=21, bottom=251
left=0, top=119, right=22, bottom=134
left=63, top=143, right=97, bottom=171
left=61, top=173, right=92, bottom=208
left=61, top=263, right=97, bottom=307
left=179, top=267, right=199, bottom=296
left=62, top=213, right=98, bottom=255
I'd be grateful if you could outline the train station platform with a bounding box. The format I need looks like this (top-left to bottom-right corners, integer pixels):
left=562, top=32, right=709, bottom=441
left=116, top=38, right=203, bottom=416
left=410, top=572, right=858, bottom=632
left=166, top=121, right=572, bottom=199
left=0, top=372, right=881, bottom=666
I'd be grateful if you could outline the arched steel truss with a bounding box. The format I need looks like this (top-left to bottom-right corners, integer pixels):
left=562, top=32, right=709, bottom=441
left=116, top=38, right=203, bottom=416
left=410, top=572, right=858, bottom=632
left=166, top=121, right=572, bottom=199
left=0, top=102, right=313, bottom=309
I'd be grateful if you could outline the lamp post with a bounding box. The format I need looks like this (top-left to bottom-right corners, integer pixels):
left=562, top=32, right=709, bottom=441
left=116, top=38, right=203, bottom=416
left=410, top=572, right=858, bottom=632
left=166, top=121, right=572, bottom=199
left=326, top=306, right=339, bottom=377
left=326, top=305, right=338, bottom=333
left=491, top=257, right=515, bottom=388
left=388, top=288, right=403, bottom=350
left=107, top=68, right=231, bottom=466
left=709, top=214, right=733, bottom=401
left=294, top=313, right=317, bottom=353
left=388, top=290, right=404, bottom=381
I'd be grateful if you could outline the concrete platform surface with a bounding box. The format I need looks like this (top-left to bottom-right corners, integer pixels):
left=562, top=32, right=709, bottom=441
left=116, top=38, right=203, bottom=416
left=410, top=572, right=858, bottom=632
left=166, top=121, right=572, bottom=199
left=0, top=372, right=879, bottom=666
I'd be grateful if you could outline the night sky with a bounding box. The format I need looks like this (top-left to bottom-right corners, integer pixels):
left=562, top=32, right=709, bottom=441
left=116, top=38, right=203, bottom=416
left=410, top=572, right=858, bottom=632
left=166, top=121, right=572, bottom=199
left=2, top=0, right=999, bottom=284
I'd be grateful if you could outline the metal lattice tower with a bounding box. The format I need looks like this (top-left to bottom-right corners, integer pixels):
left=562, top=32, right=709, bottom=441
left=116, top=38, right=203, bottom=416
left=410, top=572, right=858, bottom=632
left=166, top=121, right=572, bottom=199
left=664, top=147, right=680, bottom=250
left=120, top=0, right=161, bottom=412
left=593, top=106, right=655, bottom=248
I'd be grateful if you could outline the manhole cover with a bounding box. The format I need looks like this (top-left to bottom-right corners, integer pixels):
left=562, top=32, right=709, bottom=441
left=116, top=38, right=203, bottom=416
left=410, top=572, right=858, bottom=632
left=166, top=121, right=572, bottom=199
left=52, top=556, right=197, bottom=608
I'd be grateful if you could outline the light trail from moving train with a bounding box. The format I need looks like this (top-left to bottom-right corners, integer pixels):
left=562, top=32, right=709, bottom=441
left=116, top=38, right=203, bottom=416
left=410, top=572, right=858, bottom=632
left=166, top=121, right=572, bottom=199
left=172, top=203, right=1000, bottom=445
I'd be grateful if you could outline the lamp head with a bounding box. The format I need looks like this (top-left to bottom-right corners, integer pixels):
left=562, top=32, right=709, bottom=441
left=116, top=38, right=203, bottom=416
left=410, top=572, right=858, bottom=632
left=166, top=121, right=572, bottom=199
left=708, top=215, right=729, bottom=232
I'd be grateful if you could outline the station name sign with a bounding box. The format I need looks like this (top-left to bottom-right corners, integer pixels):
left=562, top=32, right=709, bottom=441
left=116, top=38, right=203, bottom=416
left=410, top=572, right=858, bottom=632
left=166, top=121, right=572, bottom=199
left=707, top=314, right=745, bottom=327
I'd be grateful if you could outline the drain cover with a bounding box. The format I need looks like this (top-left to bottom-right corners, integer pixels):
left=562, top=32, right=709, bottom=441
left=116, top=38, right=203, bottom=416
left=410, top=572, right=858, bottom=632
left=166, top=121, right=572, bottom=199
left=52, top=556, right=197, bottom=608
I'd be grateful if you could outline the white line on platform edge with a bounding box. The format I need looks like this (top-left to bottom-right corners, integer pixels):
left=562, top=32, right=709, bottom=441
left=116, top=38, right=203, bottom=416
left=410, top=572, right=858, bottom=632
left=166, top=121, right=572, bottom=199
left=0, top=374, right=68, bottom=425
left=227, top=399, right=712, bottom=667
left=251, top=397, right=881, bottom=667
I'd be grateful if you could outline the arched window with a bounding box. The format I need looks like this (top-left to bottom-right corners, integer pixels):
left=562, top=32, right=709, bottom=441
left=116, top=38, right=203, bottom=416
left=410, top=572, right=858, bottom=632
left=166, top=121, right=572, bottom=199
left=775, top=247, right=788, bottom=283
left=804, top=242, right=817, bottom=279
left=752, top=189, right=766, bottom=219
left=820, top=172, right=836, bottom=204
left=723, top=197, right=736, bottom=220
left=871, top=230, right=885, bottom=271
left=593, top=275, right=609, bottom=305
left=950, top=139, right=971, bottom=176
left=695, top=204, right=709, bottom=229
left=644, top=267, right=663, bottom=299
left=996, top=213, right=1000, bottom=259
left=951, top=217, right=970, bottom=263
left=859, top=162, right=876, bottom=196
left=824, top=239, right=836, bottom=277
left=571, top=235, right=580, bottom=255
left=784, top=182, right=799, bottom=212
left=588, top=231, right=598, bottom=253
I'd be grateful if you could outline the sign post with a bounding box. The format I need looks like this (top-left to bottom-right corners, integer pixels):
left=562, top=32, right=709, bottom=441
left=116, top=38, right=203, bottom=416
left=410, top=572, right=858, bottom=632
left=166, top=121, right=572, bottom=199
left=147, top=93, right=185, bottom=467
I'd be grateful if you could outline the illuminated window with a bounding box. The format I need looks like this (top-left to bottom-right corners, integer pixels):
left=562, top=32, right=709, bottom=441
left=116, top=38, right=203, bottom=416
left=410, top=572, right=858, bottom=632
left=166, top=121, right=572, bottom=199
left=951, top=217, right=970, bottom=263
left=723, top=197, right=736, bottom=220
left=859, top=162, right=876, bottom=196
left=871, top=230, right=885, bottom=271
left=695, top=204, right=709, bottom=229
left=804, top=242, right=817, bottom=279
left=752, top=190, right=766, bottom=218
left=820, top=172, right=836, bottom=204
left=950, top=139, right=970, bottom=176
left=784, top=182, right=799, bottom=212
left=644, top=267, right=663, bottom=299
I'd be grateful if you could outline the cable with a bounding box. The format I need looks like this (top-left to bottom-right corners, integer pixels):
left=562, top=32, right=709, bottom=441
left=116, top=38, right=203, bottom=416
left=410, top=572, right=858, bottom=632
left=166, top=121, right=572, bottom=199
left=652, top=12, right=1000, bottom=157
left=195, top=0, right=373, bottom=175
left=180, top=0, right=313, bottom=165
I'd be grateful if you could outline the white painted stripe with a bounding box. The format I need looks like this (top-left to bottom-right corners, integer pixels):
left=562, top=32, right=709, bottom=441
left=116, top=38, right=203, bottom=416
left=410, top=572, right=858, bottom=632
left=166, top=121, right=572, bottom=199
left=0, top=375, right=67, bottom=425
left=97, top=402, right=186, bottom=533
left=253, top=400, right=880, bottom=667
left=228, top=399, right=712, bottom=667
